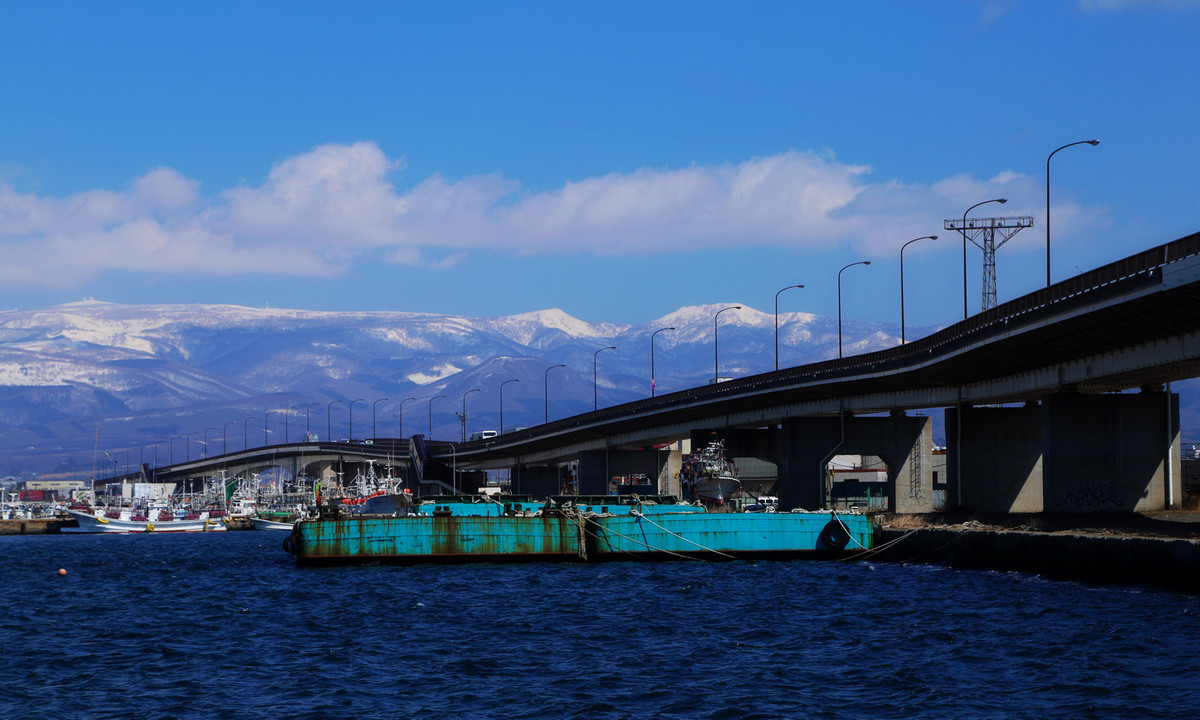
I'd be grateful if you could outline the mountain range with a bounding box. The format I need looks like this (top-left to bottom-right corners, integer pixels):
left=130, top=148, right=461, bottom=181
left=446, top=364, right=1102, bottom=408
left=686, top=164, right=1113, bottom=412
left=1, top=300, right=1195, bottom=480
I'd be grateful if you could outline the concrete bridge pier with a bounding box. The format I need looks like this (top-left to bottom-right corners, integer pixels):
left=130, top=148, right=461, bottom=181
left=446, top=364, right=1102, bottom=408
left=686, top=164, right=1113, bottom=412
left=576, top=448, right=680, bottom=496
left=945, top=389, right=1181, bottom=513
left=512, top=465, right=559, bottom=498
left=778, top=413, right=935, bottom=512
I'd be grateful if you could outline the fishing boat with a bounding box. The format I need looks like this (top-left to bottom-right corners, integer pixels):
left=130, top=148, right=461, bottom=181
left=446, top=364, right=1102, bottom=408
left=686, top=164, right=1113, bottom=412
left=62, top=506, right=229, bottom=533
left=283, top=494, right=876, bottom=565
left=330, top=459, right=414, bottom=516
left=250, top=516, right=296, bottom=531
left=679, top=437, right=741, bottom=504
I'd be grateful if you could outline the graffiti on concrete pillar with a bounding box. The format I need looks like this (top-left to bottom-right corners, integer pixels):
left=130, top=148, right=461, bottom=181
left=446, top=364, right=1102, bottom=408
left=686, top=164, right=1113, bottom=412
left=1053, top=476, right=1123, bottom=511
left=899, top=436, right=926, bottom=505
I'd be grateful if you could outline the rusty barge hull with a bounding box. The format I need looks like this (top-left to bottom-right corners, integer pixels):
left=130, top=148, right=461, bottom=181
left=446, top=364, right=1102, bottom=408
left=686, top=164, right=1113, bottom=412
left=287, top=511, right=876, bottom=566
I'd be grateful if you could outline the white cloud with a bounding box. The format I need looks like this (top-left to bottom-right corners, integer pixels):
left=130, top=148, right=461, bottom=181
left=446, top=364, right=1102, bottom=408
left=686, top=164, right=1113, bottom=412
left=0, top=142, right=1106, bottom=288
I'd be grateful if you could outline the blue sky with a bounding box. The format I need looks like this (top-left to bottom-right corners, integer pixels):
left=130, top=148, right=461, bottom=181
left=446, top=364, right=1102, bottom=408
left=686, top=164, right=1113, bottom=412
left=1, top=0, right=1197, bottom=329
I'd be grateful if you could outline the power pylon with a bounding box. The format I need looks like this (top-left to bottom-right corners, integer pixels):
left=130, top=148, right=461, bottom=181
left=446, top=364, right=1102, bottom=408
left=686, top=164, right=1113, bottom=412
left=944, top=215, right=1034, bottom=311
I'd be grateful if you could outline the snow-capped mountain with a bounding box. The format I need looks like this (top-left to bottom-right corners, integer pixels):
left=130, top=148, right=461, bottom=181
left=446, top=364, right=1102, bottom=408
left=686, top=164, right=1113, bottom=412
left=0, top=299, right=923, bottom=478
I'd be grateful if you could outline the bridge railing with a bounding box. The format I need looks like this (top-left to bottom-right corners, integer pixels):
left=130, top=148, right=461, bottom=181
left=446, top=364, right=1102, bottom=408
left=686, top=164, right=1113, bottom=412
left=460, top=230, right=1200, bottom=450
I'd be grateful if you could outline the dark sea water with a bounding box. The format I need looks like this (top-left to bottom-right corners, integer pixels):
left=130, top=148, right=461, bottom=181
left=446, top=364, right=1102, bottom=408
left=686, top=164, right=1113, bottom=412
left=2, top=531, right=1199, bottom=720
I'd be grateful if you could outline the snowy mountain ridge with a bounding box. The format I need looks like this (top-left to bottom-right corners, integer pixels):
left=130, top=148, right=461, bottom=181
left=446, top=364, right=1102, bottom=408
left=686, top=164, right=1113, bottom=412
left=0, top=300, right=916, bottom=477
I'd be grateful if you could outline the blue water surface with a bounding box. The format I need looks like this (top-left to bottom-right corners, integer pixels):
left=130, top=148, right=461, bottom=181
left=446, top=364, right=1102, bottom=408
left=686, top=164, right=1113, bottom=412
left=2, top=530, right=1198, bottom=719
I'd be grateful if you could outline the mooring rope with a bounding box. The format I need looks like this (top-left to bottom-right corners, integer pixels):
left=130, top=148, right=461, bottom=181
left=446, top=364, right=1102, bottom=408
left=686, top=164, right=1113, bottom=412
left=560, top=506, right=709, bottom=561
left=629, top=509, right=738, bottom=560
left=832, top=512, right=869, bottom=550
left=840, top=528, right=918, bottom=562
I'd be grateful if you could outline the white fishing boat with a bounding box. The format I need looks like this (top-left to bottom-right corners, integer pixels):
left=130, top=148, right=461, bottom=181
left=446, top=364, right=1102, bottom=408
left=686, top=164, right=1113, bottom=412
left=62, top=506, right=228, bottom=533
left=679, top=437, right=742, bottom=505
left=334, top=460, right=413, bottom=516
left=249, top=516, right=295, bottom=531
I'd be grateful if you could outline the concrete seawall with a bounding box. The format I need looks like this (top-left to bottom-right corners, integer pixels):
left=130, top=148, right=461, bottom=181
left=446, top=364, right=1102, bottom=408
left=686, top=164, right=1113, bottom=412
left=872, top=514, right=1200, bottom=593
left=0, top=516, right=255, bottom=534
left=0, top=518, right=67, bottom=535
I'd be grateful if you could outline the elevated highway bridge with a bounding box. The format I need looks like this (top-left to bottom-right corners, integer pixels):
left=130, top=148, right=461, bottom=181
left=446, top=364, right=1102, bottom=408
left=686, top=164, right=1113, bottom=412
left=142, top=230, right=1200, bottom=516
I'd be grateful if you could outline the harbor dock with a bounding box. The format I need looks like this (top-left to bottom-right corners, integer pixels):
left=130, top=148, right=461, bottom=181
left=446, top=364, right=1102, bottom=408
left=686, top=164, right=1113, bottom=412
left=872, top=512, right=1200, bottom=593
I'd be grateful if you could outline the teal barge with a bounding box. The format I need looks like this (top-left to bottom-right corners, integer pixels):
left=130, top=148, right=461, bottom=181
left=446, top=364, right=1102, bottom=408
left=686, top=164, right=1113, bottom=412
left=283, top=495, right=878, bottom=566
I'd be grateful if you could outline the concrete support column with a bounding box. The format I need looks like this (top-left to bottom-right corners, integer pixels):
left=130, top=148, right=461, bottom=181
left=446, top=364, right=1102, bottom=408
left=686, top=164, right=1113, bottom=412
left=780, top=414, right=935, bottom=513
left=1042, top=390, right=1181, bottom=512
left=945, top=404, right=1044, bottom=513
left=577, top=448, right=677, bottom=496
left=512, top=465, right=558, bottom=498
left=779, top=418, right=841, bottom=511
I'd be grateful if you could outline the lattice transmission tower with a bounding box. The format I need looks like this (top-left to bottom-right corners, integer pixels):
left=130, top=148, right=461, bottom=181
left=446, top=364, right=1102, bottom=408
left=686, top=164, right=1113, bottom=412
left=944, top=215, right=1034, bottom=311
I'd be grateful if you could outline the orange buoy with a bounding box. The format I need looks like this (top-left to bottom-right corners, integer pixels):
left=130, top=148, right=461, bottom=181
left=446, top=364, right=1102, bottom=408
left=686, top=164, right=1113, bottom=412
left=57, top=568, right=67, bottom=576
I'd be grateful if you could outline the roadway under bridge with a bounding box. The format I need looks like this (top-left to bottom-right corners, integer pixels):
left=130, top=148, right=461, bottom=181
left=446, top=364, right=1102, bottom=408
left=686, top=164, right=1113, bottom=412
left=134, top=231, right=1200, bottom=516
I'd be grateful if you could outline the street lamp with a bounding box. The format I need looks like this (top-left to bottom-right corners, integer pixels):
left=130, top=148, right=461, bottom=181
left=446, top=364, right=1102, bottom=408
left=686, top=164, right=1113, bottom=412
left=651, top=327, right=674, bottom=397
left=499, top=379, right=519, bottom=434
left=327, top=400, right=343, bottom=443
left=545, top=364, right=565, bottom=423
left=243, top=416, right=256, bottom=450
left=348, top=398, right=366, bottom=442
left=264, top=410, right=277, bottom=446
left=774, top=285, right=804, bottom=371
left=186, top=431, right=198, bottom=462
left=1046, top=139, right=1099, bottom=286
left=461, top=388, right=481, bottom=442
left=714, top=306, right=741, bottom=383
left=373, top=397, right=390, bottom=439
left=900, top=236, right=937, bottom=344
left=398, top=397, right=416, bottom=439
left=223, top=421, right=237, bottom=455
left=203, top=428, right=216, bottom=458
left=961, top=198, right=1006, bottom=319
left=428, top=395, right=446, bottom=439
left=170, top=435, right=181, bottom=464
left=837, top=262, right=871, bottom=359
left=305, top=402, right=321, bottom=440
left=594, top=346, right=615, bottom=410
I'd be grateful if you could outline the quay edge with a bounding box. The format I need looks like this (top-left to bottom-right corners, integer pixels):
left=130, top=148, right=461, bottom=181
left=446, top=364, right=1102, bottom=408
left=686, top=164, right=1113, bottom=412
left=0, top=518, right=69, bottom=535
left=872, top=513, right=1200, bottom=593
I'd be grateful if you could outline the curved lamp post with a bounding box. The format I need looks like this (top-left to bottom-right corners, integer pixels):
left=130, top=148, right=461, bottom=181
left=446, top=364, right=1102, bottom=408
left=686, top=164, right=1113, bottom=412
left=594, top=346, right=615, bottom=410
left=714, top=306, right=741, bottom=383
left=305, top=402, right=321, bottom=440
left=545, top=364, right=565, bottom=423
left=774, top=285, right=804, bottom=371
left=398, top=397, right=416, bottom=439
left=428, top=394, right=446, bottom=439
left=837, top=262, right=871, bottom=358
left=185, top=431, right=198, bottom=462
left=499, top=379, right=519, bottom=433
left=243, top=416, right=256, bottom=450
left=326, top=400, right=343, bottom=444
left=222, top=421, right=237, bottom=455
left=264, top=410, right=277, bottom=446
left=461, top=388, right=481, bottom=441
left=348, top=398, right=366, bottom=442
left=961, top=198, right=1007, bottom=319
left=1046, top=139, right=1099, bottom=286
left=900, top=236, right=937, bottom=344
left=203, top=428, right=216, bottom=458
left=651, top=327, right=674, bottom=397
left=373, top=397, right=390, bottom=440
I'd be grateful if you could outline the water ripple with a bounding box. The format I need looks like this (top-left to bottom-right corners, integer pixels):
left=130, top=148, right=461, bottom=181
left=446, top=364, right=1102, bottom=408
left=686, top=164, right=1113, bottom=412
left=3, top=533, right=1200, bottom=719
